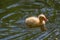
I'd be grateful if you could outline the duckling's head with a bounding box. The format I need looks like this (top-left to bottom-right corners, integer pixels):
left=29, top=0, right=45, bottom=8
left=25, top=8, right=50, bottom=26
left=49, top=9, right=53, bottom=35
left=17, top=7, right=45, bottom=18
left=38, top=14, right=48, bottom=22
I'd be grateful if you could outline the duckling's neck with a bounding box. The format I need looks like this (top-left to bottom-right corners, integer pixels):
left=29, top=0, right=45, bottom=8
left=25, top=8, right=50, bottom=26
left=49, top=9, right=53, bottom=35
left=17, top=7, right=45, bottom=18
left=40, top=20, right=43, bottom=23
left=40, top=19, right=45, bottom=25
left=39, top=19, right=44, bottom=25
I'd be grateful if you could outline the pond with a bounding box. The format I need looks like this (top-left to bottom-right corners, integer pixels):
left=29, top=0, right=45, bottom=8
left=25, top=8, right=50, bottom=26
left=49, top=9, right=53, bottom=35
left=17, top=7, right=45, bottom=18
left=0, top=0, right=60, bottom=40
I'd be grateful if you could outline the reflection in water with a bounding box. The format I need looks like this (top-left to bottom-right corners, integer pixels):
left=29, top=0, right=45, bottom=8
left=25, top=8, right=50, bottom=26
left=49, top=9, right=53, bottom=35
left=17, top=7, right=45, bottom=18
left=6, top=3, right=19, bottom=9
left=0, top=9, right=6, bottom=13
left=1, top=12, right=16, bottom=20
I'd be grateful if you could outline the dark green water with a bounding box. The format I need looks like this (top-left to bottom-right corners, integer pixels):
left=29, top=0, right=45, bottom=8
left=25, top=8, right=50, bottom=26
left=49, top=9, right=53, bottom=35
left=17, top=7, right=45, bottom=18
left=0, top=0, right=60, bottom=40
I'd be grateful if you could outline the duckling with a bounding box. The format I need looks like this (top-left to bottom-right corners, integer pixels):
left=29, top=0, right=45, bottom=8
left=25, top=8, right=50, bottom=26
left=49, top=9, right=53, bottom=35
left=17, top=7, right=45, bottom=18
left=25, top=14, right=48, bottom=32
